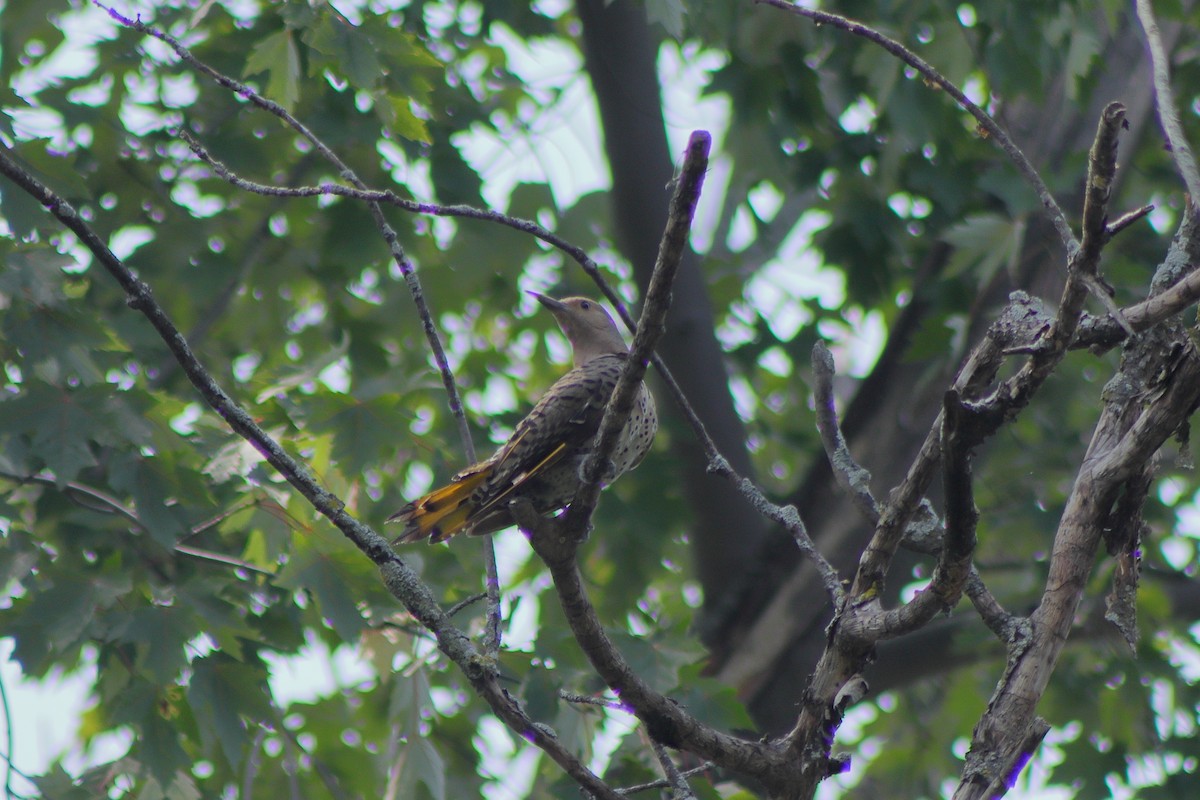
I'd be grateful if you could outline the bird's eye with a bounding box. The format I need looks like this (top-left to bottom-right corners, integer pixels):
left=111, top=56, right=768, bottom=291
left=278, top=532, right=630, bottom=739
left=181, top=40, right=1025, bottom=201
left=580, top=301, right=591, bottom=310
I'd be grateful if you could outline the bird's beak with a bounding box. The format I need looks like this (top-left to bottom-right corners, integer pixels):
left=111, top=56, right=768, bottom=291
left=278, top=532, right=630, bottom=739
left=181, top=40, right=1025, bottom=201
left=529, top=291, right=567, bottom=314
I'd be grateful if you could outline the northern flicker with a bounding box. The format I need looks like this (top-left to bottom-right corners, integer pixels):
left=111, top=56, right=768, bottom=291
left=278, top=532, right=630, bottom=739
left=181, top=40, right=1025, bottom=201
left=388, top=293, right=658, bottom=544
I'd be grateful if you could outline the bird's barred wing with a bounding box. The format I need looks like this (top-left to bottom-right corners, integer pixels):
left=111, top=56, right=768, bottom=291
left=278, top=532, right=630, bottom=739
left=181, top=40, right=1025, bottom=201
left=483, top=353, right=625, bottom=494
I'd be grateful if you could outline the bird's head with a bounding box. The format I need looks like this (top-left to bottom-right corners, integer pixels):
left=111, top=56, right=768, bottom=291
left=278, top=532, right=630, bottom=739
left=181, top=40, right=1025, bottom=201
left=530, top=293, right=628, bottom=366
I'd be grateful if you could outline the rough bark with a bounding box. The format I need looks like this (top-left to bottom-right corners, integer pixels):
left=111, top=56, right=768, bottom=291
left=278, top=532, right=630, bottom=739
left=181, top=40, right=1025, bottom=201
left=711, top=8, right=1171, bottom=733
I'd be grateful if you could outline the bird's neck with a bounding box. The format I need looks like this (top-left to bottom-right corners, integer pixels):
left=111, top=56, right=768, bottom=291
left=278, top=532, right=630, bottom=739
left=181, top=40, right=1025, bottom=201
left=572, top=349, right=627, bottom=368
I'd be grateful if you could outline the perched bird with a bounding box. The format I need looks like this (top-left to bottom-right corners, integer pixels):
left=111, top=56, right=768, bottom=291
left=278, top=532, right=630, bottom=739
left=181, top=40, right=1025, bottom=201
left=388, top=293, right=657, bottom=544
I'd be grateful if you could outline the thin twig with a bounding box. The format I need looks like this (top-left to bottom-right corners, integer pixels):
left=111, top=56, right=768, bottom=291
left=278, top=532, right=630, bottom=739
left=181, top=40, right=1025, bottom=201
left=559, top=691, right=629, bottom=710
left=102, top=7, right=505, bottom=655
left=1075, top=261, right=1200, bottom=350
left=845, top=389, right=980, bottom=644
left=445, top=592, right=487, bottom=619
left=811, top=341, right=880, bottom=523
left=1081, top=274, right=1134, bottom=336
left=174, top=135, right=827, bottom=581
left=177, top=129, right=847, bottom=595
left=98, top=15, right=471, bottom=459
left=0, top=470, right=275, bottom=575
left=512, top=500, right=785, bottom=778
left=1136, top=0, right=1200, bottom=201
left=964, top=566, right=1019, bottom=643
left=851, top=287, right=1056, bottom=598
left=755, top=0, right=1077, bottom=253
left=854, top=105, right=1127, bottom=600
left=651, top=739, right=697, bottom=800
left=616, top=761, right=716, bottom=796
left=0, top=143, right=624, bottom=800
left=1105, top=203, right=1155, bottom=241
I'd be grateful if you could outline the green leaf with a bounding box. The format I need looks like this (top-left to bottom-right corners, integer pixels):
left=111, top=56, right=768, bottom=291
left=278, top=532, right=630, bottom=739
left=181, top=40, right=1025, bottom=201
left=395, top=733, right=446, bottom=800
left=377, top=92, right=432, bottom=143
left=244, top=30, right=301, bottom=109
left=113, top=606, right=196, bottom=683
left=941, top=213, right=1023, bottom=284
left=304, top=13, right=384, bottom=91
left=140, top=712, right=192, bottom=788
left=0, top=245, right=75, bottom=306
left=274, top=539, right=367, bottom=642
left=188, top=653, right=273, bottom=770
left=646, top=0, right=686, bottom=38
left=305, top=391, right=411, bottom=475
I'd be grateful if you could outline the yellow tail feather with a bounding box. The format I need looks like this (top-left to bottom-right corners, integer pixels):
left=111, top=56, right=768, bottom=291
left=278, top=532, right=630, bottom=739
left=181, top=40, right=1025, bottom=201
left=389, top=465, right=492, bottom=543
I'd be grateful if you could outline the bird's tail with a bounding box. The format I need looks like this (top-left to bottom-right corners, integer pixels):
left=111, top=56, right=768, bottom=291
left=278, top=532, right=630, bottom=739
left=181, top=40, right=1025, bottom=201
left=387, top=465, right=492, bottom=544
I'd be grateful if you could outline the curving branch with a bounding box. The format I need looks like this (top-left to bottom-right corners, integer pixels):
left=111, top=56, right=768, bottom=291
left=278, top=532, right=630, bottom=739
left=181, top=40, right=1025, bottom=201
left=650, top=739, right=698, bottom=800
left=1136, top=0, right=1200, bottom=201
left=177, top=112, right=844, bottom=588
left=509, top=134, right=820, bottom=793
left=765, top=103, right=1147, bottom=797
left=755, top=0, right=1078, bottom=252
left=847, top=389, right=980, bottom=643
left=0, top=143, right=624, bottom=800
left=952, top=204, right=1200, bottom=799
left=1075, top=259, right=1200, bottom=351
left=513, top=498, right=795, bottom=784
left=0, top=469, right=276, bottom=575
left=810, top=342, right=880, bottom=524
left=99, top=5, right=507, bottom=657
left=852, top=105, right=1126, bottom=603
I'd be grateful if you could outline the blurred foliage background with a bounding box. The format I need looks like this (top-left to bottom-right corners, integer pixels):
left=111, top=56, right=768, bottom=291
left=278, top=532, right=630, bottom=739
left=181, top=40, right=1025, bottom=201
left=1, top=0, right=1199, bottom=797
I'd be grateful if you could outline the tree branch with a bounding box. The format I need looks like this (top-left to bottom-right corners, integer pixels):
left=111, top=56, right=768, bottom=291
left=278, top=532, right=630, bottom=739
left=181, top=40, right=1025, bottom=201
left=1136, top=0, right=1200, bottom=201
left=847, top=389, right=981, bottom=643
left=811, top=341, right=880, bottom=524
left=565, top=130, right=710, bottom=536
left=0, top=142, right=623, bottom=800
left=953, top=230, right=1200, bottom=799
left=650, top=739, right=698, bottom=800
left=100, top=5, right=506, bottom=657
left=754, top=0, right=1078, bottom=253
left=1074, top=260, right=1200, bottom=351
left=512, top=500, right=792, bottom=782
left=175, top=124, right=841, bottom=594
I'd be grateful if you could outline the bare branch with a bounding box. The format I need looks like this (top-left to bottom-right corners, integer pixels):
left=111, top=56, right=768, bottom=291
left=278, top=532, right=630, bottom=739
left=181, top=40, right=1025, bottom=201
left=177, top=126, right=813, bottom=577
left=559, top=691, right=627, bottom=710
left=964, top=567, right=1021, bottom=643
left=566, top=130, right=711, bottom=536
left=512, top=501, right=793, bottom=782
left=853, top=293, right=1054, bottom=600
left=616, top=761, right=717, bottom=796
left=850, top=389, right=981, bottom=643
left=1105, top=203, right=1155, bottom=241
left=1136, top=0, right=1200, bottom=201
left=651, top=739, right=698, bottom=800
left=811, top=341, right=880, bottom=523
left=101, top=13, right=472, bottom=462
left=0, top=143, right=624, bottom=800
left=954, top=274, right=1200, bottom=799
left=445, top=592, right=487, bottom=619
left=978, top=718, right=1051, bottom=800
left=0, top=470, right=275, bottom=576
left=102, top=7, right=508, bottom=656
left=754, top=0, right=1077, bottom=252
left=1075, top=264, right=1200, bottom=350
